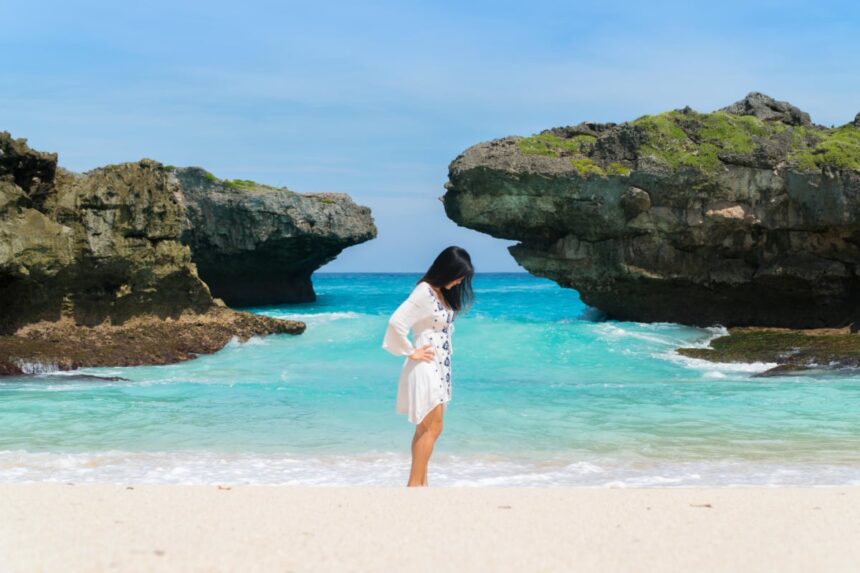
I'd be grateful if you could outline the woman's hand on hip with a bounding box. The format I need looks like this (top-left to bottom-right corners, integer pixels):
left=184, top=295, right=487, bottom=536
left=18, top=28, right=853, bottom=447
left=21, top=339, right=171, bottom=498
left=409, top=344, right=435, bottom=362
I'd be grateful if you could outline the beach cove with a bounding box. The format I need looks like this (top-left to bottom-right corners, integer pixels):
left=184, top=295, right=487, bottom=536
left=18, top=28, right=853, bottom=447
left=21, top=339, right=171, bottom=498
left=5, top=0, right=860, bottom=569
left=2, top=273, right=859, bottom=488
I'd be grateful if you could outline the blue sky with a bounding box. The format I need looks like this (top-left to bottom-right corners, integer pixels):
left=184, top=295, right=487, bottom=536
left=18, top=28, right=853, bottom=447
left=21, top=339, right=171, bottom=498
left=2, top=0, right=858, bottom=271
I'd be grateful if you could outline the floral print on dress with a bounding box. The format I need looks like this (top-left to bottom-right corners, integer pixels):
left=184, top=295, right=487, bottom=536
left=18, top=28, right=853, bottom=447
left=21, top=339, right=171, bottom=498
left=425, top=283, right=454, bottom=401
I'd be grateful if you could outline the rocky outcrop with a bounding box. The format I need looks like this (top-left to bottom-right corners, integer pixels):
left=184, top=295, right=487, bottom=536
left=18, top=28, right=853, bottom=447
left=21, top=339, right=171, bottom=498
left=175, top=168, right=377, bottom=306
left=0, top=134, right=215, bottom=333
left=0, top=132, right=306, bottom=374
left=444, top=93, right=860, bottom=328
left=0, top=306, right=304, bottom=375
left=677, top=326, right=860, bottom=377
left=718, top=91, right=812, bottom=127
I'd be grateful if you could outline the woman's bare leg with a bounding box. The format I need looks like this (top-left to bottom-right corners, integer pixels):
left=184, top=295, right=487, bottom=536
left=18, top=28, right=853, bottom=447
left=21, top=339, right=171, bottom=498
left=409, top=426, right=427, bottom=486
left=407, top=404, right=444, bottom=487
left=422, top=404, right=446, bottom=486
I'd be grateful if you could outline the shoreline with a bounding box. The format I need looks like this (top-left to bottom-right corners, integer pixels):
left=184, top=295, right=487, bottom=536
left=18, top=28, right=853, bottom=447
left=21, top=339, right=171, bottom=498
left=2, top=448, right=860, bottom=487
left=1, top=484, right=858, bottom=572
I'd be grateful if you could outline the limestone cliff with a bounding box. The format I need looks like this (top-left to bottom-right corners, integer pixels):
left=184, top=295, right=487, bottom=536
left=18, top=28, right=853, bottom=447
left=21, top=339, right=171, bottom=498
left=0, top=134, right=213, bottom=333
left=444, top=93, right=860, bottom=328
left=0, top=132, right=307, bottom=375
left=175, top=168, right=377, bottom=306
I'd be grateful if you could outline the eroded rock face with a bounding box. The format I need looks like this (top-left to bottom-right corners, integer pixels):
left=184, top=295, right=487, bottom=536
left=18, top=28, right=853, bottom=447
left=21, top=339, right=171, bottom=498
left=0, top=133, right=213, bottom=334
left=175, top=168, right=377, bottom=306
left=444, top=93, right=860, bottom=328
left=0, top=133, right=333, bottom=374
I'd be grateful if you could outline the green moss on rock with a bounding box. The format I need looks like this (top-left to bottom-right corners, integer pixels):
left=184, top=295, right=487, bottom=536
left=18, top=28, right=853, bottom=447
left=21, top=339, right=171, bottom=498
left=517, top=132, right=596, bottom=157
left=607, top=162, right=632, bottom=176
left=219, top=178, right=280, bottom=192
left=570, top=157, right=605, bottom=176
left=517, top=132, right=637, bottom=178
left=515, top=99, right=860, bottom=179
left=632, top=110, right=775, bottom=173
left=632, top=109, right=860, bottom=174
left=225, top=179, right=259, bottom=190
left=788, top=124, right=860, bottom=171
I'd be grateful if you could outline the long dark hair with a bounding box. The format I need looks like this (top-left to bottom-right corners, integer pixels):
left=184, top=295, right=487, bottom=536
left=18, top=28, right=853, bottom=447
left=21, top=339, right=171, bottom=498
left=418, top=246, right=475, bottom=314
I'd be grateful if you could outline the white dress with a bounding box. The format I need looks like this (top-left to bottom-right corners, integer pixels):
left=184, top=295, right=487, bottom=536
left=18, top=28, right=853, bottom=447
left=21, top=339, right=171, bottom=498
left=382, top=281, right=456, bottom=425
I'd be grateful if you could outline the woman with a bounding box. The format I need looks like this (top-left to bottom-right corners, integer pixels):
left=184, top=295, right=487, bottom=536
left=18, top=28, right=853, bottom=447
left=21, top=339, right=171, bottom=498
left=382, top=246, right=475, bottom=487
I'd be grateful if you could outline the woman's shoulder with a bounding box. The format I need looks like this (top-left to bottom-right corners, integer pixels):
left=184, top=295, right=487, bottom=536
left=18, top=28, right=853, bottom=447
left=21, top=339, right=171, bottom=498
left=408, top=281, right=434, bottom=303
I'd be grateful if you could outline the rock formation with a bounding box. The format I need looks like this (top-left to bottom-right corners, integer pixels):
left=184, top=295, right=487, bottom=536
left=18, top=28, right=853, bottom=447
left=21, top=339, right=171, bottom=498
left=0, top=135, right=214, bottom=333
left=444, top=93, right=860, bottom=328
left=0, top=306, right=303, bottom=375
left=175, top=168, right=376, bottom=306
left=0, top=132, right=308, bottom=375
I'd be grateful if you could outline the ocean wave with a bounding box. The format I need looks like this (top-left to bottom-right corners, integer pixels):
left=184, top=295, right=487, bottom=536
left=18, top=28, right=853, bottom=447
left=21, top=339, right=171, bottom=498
left=1, top=449, right=858, bottom=487
left=13, top=360, right=63, bottom=375
left=660, top=349, right=778, bottom=377
left=261, top=311, right=367, bottom=324
left=21, top=371, right=250, bottom=391
left=586, top=320, right=794, bottom=379
left=225, top=335, right=270, bottom=347
left=593, top=322, right=719, bottom=348
left=474, top=284, right=559, bottom=294
left=25, top=378, right=179, bottom=392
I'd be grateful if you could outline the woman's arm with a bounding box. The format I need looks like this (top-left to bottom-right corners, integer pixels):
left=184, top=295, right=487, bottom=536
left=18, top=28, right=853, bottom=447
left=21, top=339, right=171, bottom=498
left=382, top=286, right=427, bottom=357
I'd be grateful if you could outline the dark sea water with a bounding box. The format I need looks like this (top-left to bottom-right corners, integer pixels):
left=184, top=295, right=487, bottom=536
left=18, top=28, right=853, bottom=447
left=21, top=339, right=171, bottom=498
left=1, top=273, right=858, bottom=486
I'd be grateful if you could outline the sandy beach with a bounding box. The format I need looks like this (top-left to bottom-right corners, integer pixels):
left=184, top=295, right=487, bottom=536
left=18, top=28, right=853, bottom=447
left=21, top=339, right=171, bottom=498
left=1, top=485, right=858, bottom=572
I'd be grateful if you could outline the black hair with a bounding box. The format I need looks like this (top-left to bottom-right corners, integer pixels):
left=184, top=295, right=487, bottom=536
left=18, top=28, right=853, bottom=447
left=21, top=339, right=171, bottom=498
left=417, top=246, right=475, bottom=314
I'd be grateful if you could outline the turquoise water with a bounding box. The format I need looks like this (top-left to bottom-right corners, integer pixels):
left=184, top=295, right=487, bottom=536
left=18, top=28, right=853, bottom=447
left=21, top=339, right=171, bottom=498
left=1, top=273, right=859, bottom=486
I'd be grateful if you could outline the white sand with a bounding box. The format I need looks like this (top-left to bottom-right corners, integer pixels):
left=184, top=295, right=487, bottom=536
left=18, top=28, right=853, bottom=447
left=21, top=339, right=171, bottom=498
left=1, top=485, right=859, bottom=572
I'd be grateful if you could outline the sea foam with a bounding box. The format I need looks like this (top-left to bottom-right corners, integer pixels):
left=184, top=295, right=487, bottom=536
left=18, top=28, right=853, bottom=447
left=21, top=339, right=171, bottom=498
left=1, top=449, right=859, bottom=487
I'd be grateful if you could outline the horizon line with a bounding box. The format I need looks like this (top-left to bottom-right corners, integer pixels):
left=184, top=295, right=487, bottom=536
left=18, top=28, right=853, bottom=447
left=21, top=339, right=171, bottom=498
left=314, top=270, right=531, bottom=274
left=312, top=271, right=531, bottom=275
